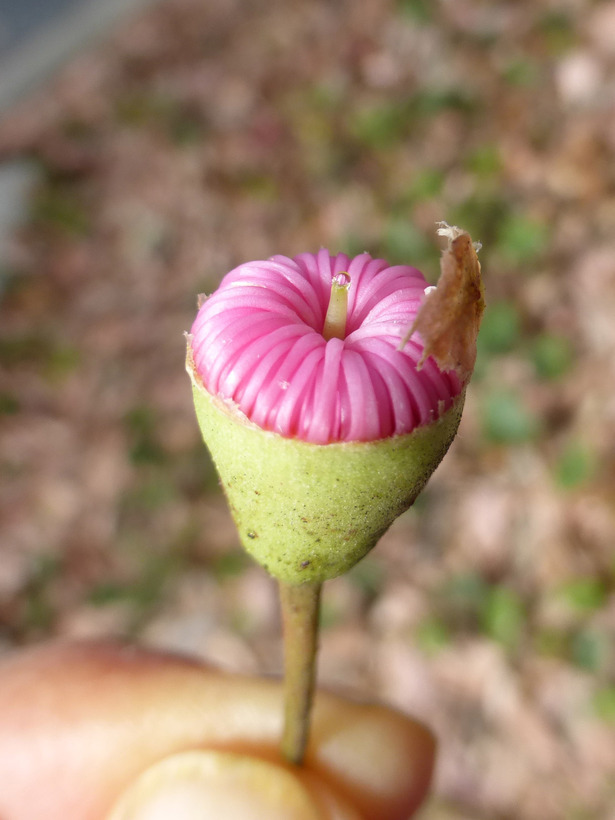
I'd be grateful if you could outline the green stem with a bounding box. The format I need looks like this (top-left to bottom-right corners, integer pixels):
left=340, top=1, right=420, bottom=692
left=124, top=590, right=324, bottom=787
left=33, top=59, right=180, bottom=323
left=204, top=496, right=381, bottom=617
left=279, top=580, right=322, bottom=765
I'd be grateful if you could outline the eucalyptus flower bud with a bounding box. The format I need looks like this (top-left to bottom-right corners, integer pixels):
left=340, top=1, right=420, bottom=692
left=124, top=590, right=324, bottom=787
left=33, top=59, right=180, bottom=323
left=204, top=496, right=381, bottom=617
left=186, top=225, right=483, bottom=585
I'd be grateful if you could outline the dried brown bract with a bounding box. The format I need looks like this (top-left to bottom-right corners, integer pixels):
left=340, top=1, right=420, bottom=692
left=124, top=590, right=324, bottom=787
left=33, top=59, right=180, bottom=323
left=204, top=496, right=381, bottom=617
left=401, top=223, right=485, bottom=384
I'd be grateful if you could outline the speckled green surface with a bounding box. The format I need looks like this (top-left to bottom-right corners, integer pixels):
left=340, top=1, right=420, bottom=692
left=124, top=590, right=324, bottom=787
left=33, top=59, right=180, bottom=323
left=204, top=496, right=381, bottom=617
left=189, top=357, right=464, bottom=584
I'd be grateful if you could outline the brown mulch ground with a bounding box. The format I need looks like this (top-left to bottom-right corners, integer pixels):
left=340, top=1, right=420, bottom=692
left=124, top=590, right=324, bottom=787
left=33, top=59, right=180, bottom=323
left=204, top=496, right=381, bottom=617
left=1, top=0, right=615, bottom=817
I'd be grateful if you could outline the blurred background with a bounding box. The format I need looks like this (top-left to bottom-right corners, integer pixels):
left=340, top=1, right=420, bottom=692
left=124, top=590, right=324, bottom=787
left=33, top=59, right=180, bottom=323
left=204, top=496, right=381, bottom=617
left=0, top=0, right=614, bottom=817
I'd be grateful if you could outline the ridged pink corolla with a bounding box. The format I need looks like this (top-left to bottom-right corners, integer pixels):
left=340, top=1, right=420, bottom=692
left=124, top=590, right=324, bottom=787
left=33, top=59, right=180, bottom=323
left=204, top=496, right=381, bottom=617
left=190, top=250, right=462, bottom=444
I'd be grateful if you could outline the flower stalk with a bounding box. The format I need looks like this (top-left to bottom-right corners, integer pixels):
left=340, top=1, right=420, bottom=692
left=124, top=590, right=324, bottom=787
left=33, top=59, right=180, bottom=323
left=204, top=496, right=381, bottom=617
left=279, top=581, right=322, bottom=765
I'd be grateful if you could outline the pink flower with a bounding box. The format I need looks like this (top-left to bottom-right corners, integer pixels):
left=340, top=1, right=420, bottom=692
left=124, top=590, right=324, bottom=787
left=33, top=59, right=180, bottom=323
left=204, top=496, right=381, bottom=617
left=190, top=249, right=462, bottom=444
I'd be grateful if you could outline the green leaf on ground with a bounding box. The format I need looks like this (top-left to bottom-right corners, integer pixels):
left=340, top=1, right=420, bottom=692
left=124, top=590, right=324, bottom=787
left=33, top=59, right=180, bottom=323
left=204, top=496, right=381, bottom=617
left=556, top=578, right=607, bottom=613
left=496, top=214, right=550, bottom=266
left=593, top=687, right=615, bottom=723
left=571, top=629, right=608, bottom=672
left=555, top=441, right=597, bottom=489
left=477, top=301, right=521, bottom=356
left=416, top=617, right=451, bottom=655
left=397, top=0, right=434, bottom=24
left=481, top=587, right=525, bottom=649
left=383, top=218, right=431, bottom=266
left=482, top=391, right=540, bottom=444
left=531, top=333, right=574, bottom=380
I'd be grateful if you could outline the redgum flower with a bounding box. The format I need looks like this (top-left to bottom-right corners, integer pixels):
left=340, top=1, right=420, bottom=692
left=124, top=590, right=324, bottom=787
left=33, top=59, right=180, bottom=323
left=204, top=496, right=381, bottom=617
left=187, top=225, right=483, bottom=766
left=186, top=224, right=483, bottom=587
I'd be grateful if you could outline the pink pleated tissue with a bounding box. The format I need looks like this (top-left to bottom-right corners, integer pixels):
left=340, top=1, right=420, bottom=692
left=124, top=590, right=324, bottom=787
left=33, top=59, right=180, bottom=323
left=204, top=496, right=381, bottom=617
left=190, top=249, right=462, bottom=444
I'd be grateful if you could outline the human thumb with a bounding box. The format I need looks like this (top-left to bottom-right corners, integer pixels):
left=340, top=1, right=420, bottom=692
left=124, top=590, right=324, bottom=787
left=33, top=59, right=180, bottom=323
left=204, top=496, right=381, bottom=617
left=106, top=749, right=361, bottom=820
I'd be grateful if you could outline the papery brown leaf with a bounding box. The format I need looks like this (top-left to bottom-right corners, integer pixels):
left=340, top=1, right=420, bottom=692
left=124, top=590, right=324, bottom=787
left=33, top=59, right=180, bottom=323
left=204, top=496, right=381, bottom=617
left=401, top=223, right=485, bottom=384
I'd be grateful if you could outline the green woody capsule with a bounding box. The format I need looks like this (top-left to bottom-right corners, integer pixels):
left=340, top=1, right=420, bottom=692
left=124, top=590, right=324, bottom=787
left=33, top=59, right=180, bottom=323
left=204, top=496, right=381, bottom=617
left=187, top=358, right=464, bottom=584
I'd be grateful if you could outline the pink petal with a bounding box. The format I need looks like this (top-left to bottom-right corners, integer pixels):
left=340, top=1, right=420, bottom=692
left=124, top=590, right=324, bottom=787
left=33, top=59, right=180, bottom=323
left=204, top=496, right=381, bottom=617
left=190, top=252, right=462, bottom=443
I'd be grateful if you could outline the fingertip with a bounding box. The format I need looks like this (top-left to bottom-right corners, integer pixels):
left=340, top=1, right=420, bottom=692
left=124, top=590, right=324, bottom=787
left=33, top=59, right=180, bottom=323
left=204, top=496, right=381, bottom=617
left=106, top=751, right=360, bottom=820
left=309, top=697, right=436, bottom=820
left=0, top=643, right=435, bottom=820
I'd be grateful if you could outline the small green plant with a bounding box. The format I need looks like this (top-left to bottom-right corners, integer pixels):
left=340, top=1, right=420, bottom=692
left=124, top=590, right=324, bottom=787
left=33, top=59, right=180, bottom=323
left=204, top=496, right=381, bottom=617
left=531, top=333, right=574, bottom=380
left=481, top=587, right=525, bottom=650
left=482, top=390, right=540, bottom=444
left=555, top=441, right=597, bottom=489
left=496, top=214, right=550, bottom=266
